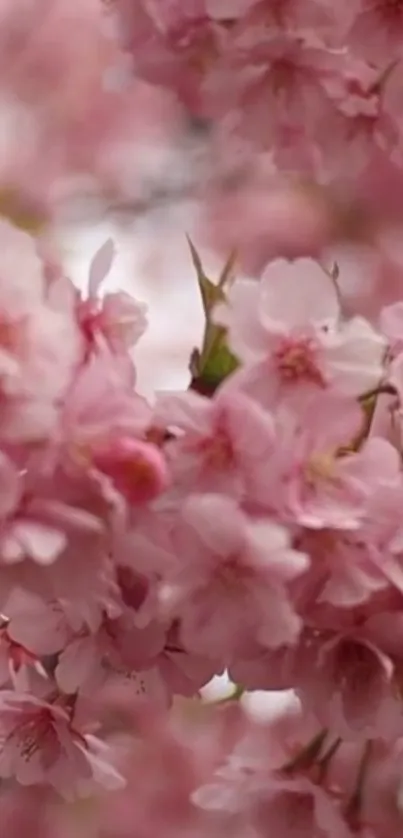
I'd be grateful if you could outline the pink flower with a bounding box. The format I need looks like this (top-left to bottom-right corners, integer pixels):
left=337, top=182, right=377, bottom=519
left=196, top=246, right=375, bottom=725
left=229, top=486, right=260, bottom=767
left=92, top=436, right=170, bottom=505
left=0, top=220, right=81, bottom=442
left=298, top=630, right=403, bottom=739
left=78, top=238, right=148, bottom=354
left=207, top=0, right=335, bottom=29
left=252, top=395, right=392, bottom=530
left=346, top=0, right=403, bottom=65
left=361, top=740, right=403, bottom=837
left=0, top=619, right=47, bottom=690
left=61, top=348, right=149, bottom=441
left=298, top=527, right=388, bottom=610
left=0, top=453, right=103, bottom=568
left=154, top=387, right=275, bottom=497
left=0, top=454, right=104, bottom=568
left=216, top=258, right=385, bottom=408
left=4, top=592, right=73, bottom=657
left=204, top=176, right=334, bottom=276
left=0, top=691, right=124, bottom=798
left=250, top=776, right=350, bottom=838
left=381, top=301, right=403, bottom=357
left=195, top=701, right=350, bottom=837
left=52, top=348, right=158, bottom=508
left=110, top=0, right=229, bottom=113
left=55, top=613, right=166, bottom=696
left=205, top=27, right=338, bottom=152
left=157, top=623, right=221, bottom=696
left=159, top=493, right=308, bottom=661
left=206, top=0, right=258, bottom=17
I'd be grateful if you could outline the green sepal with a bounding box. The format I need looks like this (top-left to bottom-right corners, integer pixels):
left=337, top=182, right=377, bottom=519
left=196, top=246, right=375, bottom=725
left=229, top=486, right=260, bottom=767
left=187, top=238, right=239, bottom=394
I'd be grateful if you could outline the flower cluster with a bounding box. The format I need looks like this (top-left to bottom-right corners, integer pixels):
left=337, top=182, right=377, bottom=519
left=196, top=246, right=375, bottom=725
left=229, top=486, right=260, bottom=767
left=110, top=0, right=403, bottom=281
left=0, top=214, right=402, bottom=836
left=3, top=0, right=403, bottom=837
left=111, top=0, right=403, bottom=180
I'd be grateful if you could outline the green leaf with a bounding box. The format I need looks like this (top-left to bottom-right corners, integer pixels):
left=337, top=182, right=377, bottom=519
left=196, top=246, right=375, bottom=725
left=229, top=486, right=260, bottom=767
left=187, top=238, right=239, bottom=393
left=190, top=323, right=239, bottom=395
left=200, top=340, right=239, bottom=388
left=218, top=247, right=237, bottom=290
left=187, top=236, right=225, bottom=317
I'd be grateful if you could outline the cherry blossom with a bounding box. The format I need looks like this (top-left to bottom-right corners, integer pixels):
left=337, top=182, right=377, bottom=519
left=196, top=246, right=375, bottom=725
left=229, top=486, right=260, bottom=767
left=154, top=387, right=275, bottom=497
left=0, top=691, right=123, bottom=798
left=158, top=493, right=308, bottom=662
left=0, top=220, right=81, bottom=442
left=215, top=257, right=385, bottom=407
left=78, top=238, right=148, bottom=355
left=4, top=1, right=403, bottom=834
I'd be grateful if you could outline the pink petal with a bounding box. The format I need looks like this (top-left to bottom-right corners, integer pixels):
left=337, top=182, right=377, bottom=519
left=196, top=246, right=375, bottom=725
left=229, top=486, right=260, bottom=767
left=88, top=238, right=116, bottom=298
left=12, top=521, right=66, bottom=565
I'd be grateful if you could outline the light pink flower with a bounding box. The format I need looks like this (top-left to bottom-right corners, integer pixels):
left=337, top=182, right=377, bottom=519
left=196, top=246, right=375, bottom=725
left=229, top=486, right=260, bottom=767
left=60, top=349, right=150, bottom=447
left=250, top=776, right=350, bottom=838
left=4, top=591, right=73, bottom=657
left=291, top=447, right=403, bottom=606
left=160, top=493, right=308, bottom=661
left=0, top=619, right=47, bottom=690
left=298, top=527, right=388, bottom=610
left=381, top=301, right=403, bottom=357
left=55, top=614, right=166, bottom=696
left=216, top=258, right=385, bottom=408
left=0, top=691, right=124, bottom=798
left=110, top=0, right=229, bottom=112
left=205, top=27, right=339, bottom=152
left=252, top=395, right=393, bottom=530
left=154, top=387, right=275, bottom=497
left=298, top=629, right=403, bottom=739
left=195, top=701, right=350, bottom=837
left=157, top=623, right=221, bottom=696
left=0, top=459, right=104, bottom=568
left=0, top=220, right=81, bottom=442
left=78, top=238, right=148, bottom=354
left=0, top=452, right=104, bottom=569
left=52, top=348, right=158, bottom=508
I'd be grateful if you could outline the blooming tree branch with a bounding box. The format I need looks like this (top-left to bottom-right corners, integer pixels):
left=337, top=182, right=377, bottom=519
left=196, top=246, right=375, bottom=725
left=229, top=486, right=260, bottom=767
left=1, top=1, right=403, bottom=836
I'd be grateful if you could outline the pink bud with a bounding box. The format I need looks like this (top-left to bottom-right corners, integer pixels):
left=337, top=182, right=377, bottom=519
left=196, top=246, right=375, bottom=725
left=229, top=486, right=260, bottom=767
left=93, top=437, right=170, bottom=504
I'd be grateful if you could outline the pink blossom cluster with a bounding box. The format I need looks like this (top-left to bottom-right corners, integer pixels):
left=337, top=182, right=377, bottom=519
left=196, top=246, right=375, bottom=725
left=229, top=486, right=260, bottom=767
left=109, top=0, right=403, bottom=282
left=0, top=0, right=186, bottom=224
left=110, top=0, right=403, bottom=182
left=3, top=0, right=403, bottom=837
left=1, top=211, right=403, bottom=836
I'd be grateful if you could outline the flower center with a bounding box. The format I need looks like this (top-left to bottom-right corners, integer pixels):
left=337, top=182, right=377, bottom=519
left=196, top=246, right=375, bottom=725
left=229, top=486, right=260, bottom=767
left=171, top=18, right=218, bottom=74
left=274, top=337, right=325, bottom=386
left=305, top=452, right=337, bottom=485
left=215, top=555, right=251, bottom=595
left=197, top=428, right=234, bottom=470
